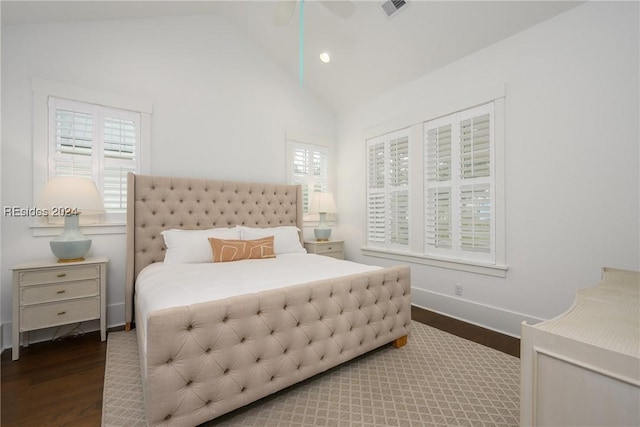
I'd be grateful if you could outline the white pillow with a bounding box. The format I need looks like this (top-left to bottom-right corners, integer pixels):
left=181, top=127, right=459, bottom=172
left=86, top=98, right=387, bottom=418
left=239, top=226, right=306, bottom=255
left=161, top=227, right=241, bottom=264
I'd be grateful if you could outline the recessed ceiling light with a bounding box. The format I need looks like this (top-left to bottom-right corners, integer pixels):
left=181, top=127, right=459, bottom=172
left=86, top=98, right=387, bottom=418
left=319, top=52, right=331, bottom=63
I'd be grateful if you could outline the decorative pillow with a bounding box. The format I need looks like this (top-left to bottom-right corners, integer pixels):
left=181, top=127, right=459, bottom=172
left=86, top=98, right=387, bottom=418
left=239, top=226, right=306, bottom=255
left=208, top=236, right=276, bottom=262
left=161, top=227, right=241, bottom=264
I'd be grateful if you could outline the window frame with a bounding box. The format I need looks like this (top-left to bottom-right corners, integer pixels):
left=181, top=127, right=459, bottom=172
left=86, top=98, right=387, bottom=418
left=424, top=102, right=496, bottom=264
left=31, top=78, right=151, bottom=236
left=361, top=86, right=507, bottom=277
left=285, top=132, right=334, bottom=225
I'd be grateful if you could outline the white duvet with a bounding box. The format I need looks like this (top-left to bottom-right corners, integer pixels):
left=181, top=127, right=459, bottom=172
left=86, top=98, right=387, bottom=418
left=136, top=253, right=381, bottom=328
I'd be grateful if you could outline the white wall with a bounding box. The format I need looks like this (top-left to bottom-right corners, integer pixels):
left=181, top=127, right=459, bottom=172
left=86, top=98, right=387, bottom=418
left=335, top=1, right=639, bottom=336
left=1, top=14, right=335, bottom=348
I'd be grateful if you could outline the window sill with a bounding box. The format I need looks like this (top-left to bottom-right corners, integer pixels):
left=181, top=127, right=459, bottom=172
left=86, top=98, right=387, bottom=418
left=31, top=223, right=126, bottom=237
left=361, top=246, right=508, bottom=277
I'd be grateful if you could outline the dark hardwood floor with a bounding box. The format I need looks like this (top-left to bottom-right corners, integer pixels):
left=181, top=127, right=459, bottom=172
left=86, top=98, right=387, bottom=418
left=411, top=305, right=520, bottom=358
left=1, top=306, right=519, bottom=426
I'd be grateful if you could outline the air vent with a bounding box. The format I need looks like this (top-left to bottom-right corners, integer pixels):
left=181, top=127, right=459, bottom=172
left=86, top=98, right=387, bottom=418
left=381, top=0, right=408, bottom=18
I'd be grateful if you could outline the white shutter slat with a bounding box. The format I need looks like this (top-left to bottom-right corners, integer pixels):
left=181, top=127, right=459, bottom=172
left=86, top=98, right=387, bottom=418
left=103, top=164, right=136, bottom=213
left=104, top=117, right=136, bottom=160
left=425, top=187, right=452, bottom=249
left=55, top=109, right=93, bottom=156
left=367, top=192, right=386, bottom=243
left=459, top=183, right=491, bottom=253
left=368, top=142, right=385, bottom=189
left=389, top=190, right=409, bottom=245
left=460, top=113, right=491, bottom=180
left=425, top=124, right=452, bottom=182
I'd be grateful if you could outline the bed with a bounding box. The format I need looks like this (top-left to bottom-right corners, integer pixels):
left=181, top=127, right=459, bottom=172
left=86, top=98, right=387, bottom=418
left=124, top=173, right=412, bottom=426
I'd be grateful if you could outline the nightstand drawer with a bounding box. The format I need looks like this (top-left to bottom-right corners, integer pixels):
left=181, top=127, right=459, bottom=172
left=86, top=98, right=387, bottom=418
left=322, top=251, right=344, bottom=259
left=21, top=297, right=100, bottom=331
left=314, top=244, right=342, bottom=254
left=19, top=265, right=100, bottom=286
left=21, top=279, right=100, bottom=305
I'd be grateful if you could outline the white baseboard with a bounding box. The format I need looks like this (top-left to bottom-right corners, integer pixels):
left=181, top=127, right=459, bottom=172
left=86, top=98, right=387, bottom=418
left=411, top=287, right=545, bottom=338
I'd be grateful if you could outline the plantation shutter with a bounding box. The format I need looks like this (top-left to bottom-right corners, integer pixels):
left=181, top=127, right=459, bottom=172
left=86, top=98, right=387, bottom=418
left=389, top=136, right=409, bottom=245
left=291, top=142, right=328, bottom=213
left=366, top=129, right=410, bottom=249
left=367, top=141, right=385, bottom=244
left=102, top=109, right=140, bottom=214
left=424, top=103, right=494, bottom=262
left=425, top=122, right=453, bottom=251
left=459, top=111, right=493, bottom=256
left=51, top=104, right=95, bottom=181
left=48, top=97, right=141, bottom=221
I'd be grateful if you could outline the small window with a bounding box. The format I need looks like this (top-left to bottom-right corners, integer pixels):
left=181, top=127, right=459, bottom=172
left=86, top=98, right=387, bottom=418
left=48, top=97, right=141, bottom=222
left=287, top=139, right=330, bottom=215
left=32, top=78, right=151, bottom=229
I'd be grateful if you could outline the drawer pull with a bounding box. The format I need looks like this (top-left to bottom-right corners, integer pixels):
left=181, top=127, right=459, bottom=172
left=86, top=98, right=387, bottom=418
left=56, top=290, right=66, bottom=294
left=57, top=311, right=67, bottom=316
left=57, top=273, right=67, bottom=278
left=327, top=247, right=333, bottom=250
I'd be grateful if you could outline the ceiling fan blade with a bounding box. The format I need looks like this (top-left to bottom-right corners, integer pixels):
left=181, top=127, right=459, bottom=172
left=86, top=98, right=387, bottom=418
left=274, top=0, right=297, bottom=26
left=320, top=0, right=356, bottom=19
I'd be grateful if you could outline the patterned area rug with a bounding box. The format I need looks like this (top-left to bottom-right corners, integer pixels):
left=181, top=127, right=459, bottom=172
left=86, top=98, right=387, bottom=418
left=102, top=322, right=520, bottom=426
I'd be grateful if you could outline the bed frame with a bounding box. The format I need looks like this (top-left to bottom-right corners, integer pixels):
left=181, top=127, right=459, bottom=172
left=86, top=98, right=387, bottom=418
left=125, top=173, right=411, bottom=426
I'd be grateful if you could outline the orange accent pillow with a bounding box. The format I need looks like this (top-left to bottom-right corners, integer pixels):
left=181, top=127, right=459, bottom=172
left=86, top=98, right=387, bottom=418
left=208, top=236, right=276, bottom=262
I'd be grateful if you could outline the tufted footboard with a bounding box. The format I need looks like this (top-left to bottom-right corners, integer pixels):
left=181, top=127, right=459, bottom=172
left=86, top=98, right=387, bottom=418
left=141, top=264, right=411, bottom=426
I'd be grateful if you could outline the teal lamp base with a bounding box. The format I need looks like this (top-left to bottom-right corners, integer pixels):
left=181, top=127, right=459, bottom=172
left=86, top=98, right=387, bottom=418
left=50, top=214, right=92, bottom=262
left=314, top=212, right=332, bottom=241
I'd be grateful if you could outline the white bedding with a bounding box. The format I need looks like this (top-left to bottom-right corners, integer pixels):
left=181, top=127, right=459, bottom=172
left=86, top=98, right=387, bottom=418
left=136, top=253, right=381, bottom=332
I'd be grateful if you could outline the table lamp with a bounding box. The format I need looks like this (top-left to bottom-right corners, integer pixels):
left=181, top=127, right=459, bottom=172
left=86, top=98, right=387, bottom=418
left=38, top=176, right=105, bottom=262
left=309, top=192, right=337, bottom=241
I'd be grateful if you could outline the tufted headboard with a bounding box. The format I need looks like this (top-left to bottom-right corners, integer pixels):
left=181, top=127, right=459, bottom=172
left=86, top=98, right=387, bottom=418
left=124, top=173, right=303, bottom=325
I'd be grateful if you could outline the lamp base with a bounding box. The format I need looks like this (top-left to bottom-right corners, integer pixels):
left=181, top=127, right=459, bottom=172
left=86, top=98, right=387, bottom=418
left=50, top=239, right=91, bottom=262
left=314, top=227, right=332, bottom=241
left=50, top=214, right=92, bottom=262
left=56, top=257, right=86, bottom=263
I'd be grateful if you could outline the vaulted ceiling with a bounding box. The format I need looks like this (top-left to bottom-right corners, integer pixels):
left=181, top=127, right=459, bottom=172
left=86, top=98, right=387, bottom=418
left=2, top=1, right=582, bottom=112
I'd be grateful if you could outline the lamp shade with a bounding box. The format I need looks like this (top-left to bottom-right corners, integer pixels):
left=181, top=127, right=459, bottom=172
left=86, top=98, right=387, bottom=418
left=309, top=192, right=337, bottom=214
left=38, top=177, right=104, bottom=262
left=38, top=176, right=105, bottom=214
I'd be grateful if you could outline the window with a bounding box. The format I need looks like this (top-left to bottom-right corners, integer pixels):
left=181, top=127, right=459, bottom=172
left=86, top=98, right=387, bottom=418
left=362, top=89, right=506, bottom=277
left=425, top=103, right=495, bottom=263
left=366, top=128, right=410, bottom=250
left=32, top=78, right=151, bottom=230
left=287, top=137, right=331, bottom=215
left=49, top=97, right=140, bottom=221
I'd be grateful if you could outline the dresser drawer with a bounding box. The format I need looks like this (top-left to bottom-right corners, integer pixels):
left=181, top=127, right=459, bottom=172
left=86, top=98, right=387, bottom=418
left=19, top=265, right=100, bottom=286
left=21, top=279, right=99, bottom=305
left=20, top=297, right=100, bottom=331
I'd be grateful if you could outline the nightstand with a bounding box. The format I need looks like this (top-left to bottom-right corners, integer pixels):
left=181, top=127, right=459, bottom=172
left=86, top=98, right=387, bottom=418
left=304, top=240, right=345, bottom=260
left=12, top=256, right=108, bottom=361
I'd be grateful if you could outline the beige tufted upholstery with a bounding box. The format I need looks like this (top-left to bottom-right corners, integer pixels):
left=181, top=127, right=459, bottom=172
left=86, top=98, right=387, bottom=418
left=144, top=265, right=411, bottom=426
left=125, top=173, right=303, bottom=324
left=125, top=174, right=412, bottom=426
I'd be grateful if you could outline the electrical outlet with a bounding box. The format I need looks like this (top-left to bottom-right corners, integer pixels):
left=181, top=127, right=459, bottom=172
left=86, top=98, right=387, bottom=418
left=454, top=284, right=463, bottom=297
